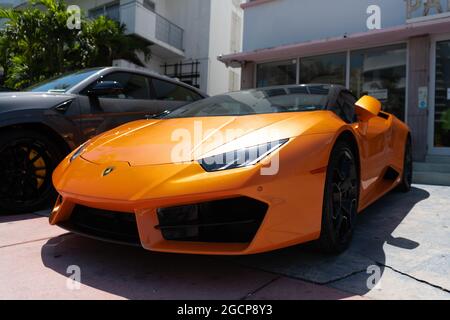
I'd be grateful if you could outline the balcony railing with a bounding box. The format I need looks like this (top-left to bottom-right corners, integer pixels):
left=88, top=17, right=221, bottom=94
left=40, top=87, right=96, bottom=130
left=155, top=13, right=183, bottom=52
left=90, top=0, right=184, bottom=53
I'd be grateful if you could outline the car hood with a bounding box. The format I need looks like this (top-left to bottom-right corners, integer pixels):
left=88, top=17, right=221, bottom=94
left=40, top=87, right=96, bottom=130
left=82, top=111, right=339, bottom=166
left=0, top=92, right=75, bottom=112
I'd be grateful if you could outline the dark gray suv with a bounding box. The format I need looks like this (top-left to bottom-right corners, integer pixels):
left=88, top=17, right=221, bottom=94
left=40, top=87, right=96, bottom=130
left=0, top=67, right=207, bottom=214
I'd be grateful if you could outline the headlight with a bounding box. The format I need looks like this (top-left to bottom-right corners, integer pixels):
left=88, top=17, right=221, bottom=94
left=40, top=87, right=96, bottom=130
left=70, top=141, right=90, bottom=162
left=198, top=138, right=289, bottom=172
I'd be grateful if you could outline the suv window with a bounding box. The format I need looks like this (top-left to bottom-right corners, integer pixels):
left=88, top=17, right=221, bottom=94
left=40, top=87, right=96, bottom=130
left=336, top=91, right=357, bottom=123
left=94, top=72, right=151, bottom=99
left=152, top=78, right=202, bottom=102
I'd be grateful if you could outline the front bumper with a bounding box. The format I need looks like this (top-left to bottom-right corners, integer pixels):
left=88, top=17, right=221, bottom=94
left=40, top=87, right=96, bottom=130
left=50, top=135, right=331, bottom=255
left=55, top=196, right=269, bottom=250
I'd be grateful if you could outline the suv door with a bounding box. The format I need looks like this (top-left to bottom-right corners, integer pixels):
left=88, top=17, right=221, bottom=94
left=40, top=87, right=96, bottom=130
left=150, top=77, right=203, bottom=113
left=78, top=71, right=157, bottom=138
left=78, top=72, right=204, bottom=139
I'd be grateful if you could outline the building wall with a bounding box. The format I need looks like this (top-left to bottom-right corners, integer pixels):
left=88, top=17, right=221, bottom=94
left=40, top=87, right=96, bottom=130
left=74, top=0, right=243, bottom=95
left=164, top=0, right=212, bottom=92
left=164, top=0, right=211, bottom=59
left=242, top=0, right=448, bottom=51
left=407, top=36, right=431, bottom=161
left=164, top=0, right=243, bottom=95
left=207, top=0, right=243, bottom=95
left=113, top=51, right=165, bottom=74
left=241, top=61, right=255, bottom=90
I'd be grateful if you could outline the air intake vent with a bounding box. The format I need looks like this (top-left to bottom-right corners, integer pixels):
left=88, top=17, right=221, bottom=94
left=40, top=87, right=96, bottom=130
left=156, top=197, right=268, bottom=243
left=58, top=205, right=140, bottom=246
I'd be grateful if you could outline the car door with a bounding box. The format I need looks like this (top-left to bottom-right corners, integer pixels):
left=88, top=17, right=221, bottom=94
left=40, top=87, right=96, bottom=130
left=78, top=72, right=203, bottom=139
left=77, top=71, right=156, bottom=138
left=346, top=91, right=393, bottom=204
left=150, top=77, right=203, bottom=113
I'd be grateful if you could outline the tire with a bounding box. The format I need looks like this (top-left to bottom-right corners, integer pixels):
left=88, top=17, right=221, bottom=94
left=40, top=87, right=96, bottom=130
left=318, top=139, right=359, bottom=254
left=398, top=136, right=413, bottom=193
left=0, top=129, right=65, bottom=214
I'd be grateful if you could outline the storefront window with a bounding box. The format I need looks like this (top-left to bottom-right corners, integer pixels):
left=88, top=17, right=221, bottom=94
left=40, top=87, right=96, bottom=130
left=434, top=40, right=450, bottom=148
left=300, top=53, right=346, bottom=86
left=256, top=60, right=297, bottom=88
left=350, top=44, right=407, bottom=120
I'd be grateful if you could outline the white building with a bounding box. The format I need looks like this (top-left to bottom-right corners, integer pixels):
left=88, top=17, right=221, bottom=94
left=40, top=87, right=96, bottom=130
left=72, top=0, right=244, bottom=95
left=220, top=0, right=450, bottom=184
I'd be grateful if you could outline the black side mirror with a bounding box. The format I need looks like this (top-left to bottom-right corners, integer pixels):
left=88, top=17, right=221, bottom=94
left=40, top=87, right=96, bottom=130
left=88, top=81, right=124, bottom=97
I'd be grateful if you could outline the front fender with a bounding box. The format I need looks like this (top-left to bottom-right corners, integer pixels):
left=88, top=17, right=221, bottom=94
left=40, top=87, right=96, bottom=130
left=0, top=109, right=81, bottom=151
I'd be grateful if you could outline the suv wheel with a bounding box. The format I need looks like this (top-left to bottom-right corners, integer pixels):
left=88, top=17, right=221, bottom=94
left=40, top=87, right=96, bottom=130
left=0, top=129, right=64, bottom=214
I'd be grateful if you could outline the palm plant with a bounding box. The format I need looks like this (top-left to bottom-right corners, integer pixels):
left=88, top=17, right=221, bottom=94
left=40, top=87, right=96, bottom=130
left=0, top=0, right=151, bottom=89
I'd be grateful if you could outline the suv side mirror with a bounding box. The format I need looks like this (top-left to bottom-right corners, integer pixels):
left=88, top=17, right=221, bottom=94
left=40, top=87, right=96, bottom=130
left=355, top=95, right=381, bottom=122
left=88, top=81, right=124, bottom=97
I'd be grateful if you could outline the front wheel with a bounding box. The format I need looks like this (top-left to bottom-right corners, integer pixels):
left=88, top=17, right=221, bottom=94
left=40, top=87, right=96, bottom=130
left=318, top=140, right=359, bottom=254
left=0, top=129, right=64, bottom=214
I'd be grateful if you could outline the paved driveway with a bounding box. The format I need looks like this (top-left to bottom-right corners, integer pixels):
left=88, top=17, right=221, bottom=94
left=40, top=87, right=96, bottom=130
left=0, top=185, right=449, bottom=300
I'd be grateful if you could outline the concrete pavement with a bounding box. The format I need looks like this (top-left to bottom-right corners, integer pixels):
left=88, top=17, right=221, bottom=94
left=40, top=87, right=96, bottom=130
left=0, top=215, right=362, bottom=300
left=231, top=185, right=450, bottom=299
left=0, top=185, right=449, bottom=300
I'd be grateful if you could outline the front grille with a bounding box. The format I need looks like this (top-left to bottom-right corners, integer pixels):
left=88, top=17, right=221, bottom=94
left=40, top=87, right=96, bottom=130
left=59, top=205, right=141, bottom=246
left=156, top=197, right=268, bottom=243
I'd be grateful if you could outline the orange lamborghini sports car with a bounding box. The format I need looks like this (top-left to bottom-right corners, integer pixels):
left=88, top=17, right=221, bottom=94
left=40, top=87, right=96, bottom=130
left=50, top=84, right=412, bottom=255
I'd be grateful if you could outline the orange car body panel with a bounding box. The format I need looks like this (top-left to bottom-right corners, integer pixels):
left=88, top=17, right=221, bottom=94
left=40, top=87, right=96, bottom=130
left=50, top=110, right=410, bottom=255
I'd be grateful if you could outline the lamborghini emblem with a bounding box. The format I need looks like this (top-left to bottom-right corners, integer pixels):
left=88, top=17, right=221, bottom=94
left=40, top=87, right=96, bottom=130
left=102, top=167, right=115, bottom=176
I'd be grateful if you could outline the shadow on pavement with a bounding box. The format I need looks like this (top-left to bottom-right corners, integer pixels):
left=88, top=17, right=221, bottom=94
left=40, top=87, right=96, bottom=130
left=40, top=235, right=276, bottom=299
left=40, top=187, right=430, bottom=299
left=229, top=186, right=430, bottom=295
left=0, top=213, right=44, bottom=224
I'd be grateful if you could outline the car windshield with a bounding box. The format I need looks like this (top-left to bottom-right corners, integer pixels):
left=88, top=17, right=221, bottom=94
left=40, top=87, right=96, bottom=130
left=26, top=69, right=102, bottom=93
left=164, top=85, right=330, bottom=119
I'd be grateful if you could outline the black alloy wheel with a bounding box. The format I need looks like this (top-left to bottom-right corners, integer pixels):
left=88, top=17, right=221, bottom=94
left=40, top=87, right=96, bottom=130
left=318, top=140, right=359, bottom=254
left=0, top=130, right=63, bottom=214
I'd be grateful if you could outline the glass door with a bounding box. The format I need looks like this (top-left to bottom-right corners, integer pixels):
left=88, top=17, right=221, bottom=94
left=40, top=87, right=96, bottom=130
left=350, top=44, right=407, bottom=121
left=431, top=39, right=450, bottom=154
